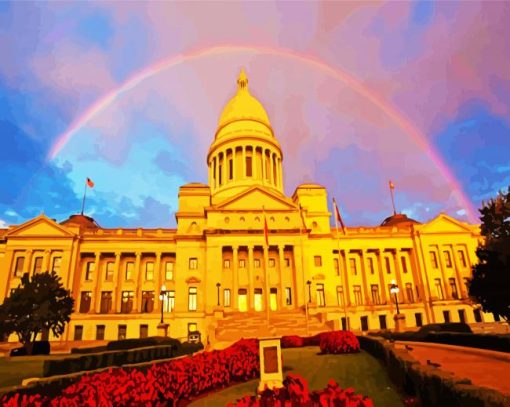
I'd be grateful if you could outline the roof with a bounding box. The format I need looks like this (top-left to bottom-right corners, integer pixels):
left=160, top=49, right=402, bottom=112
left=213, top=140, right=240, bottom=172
left=380, top=213, right=421, bottom=227
left=60, top=214, right=101, bottom=229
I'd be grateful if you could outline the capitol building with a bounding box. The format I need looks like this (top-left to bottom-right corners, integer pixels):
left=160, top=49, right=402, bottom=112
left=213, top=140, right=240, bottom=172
left=0, top=70, right=495, bottom=343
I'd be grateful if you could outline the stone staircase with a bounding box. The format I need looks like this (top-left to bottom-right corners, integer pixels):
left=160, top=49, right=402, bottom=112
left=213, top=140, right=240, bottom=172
left=215, top=309, right=332, bottom=342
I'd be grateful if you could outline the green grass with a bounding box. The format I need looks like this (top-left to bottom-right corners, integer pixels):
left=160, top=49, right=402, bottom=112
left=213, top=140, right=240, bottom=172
left=189, top=347, right=404, bottom=407
left=0, top=356, right=46, bottom=388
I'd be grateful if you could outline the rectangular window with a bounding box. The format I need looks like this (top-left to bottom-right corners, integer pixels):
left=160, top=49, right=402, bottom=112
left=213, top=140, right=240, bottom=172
left=165, top=262, right=174, bottom=280
left=285, top=287, right=292, bottom=305
left=378, top=315, right=387, bottom=330
left=353, top=285, right=363, bottom=306
left=285, top=258, right=290, bottom=268
left=189, top=258, right=198, bottom=270
left=85, top=262, right=95, bottom=281
left=473, top=308, right=483, bottom=323
left=406, top=283, right=414, bottom=303
left=163, top=290, right=175, bottom=312
left=360, top=316, right=369, bottom=331
left=385, top=257, right=391, bottom=274
left=96, top=325, right=105, bottom=340
left=458, top=309, right=466, bottom=324
left=246, top=156, right=253, bottom=177
left=141, top=291, right=155, bottom=313
left=458, top=250, right=467, bottom=268
left=100, top=291, right=112, bottom=314
left=314, top=256, right=322, bottom=267
left=188, top=287, right=197, bottom=311
left=444, top=251, right=452, bottom=268
left=74, top=325, right=83, bottom=341
left=33, top=256, right=43, bottom=273
left=269, top=258, right=276, bottom=268
left=371, top=285, right=381, bottom=305
left=118, top=325, right=127, bottom=340
left=443, top=310, right=451, bottom=323
left=52, top=257, right=62, bottom=273
left=105, top=262, right=114, bottom=281
left=334, top=258, right=340, bottom=276
left=219, top=164, right=222, bottom=185
left=493, top=313, right=501, bottom=322
left=79, top=291, right=91, bottom=313
left=239, top=259, right=246, bottom=268
left=14, top=257, right=25, bottom=277
left=224, top=289, right=231, bottom=307
left=223, top=259, right=231, bottom=269
left=228, top=159, right=233, bottom=180
left=254, top=259, right=261, bottom=268
left=336, top=286, right=344, bottom=306
left=316, top=283, right=325, bottom=307
left=125, top=261, right=134, bottom=280
left=145, top=262, right=154, bottom=281
left=368, top=257, right=375, bottom=275
left=449, top=278, right=458, bottom=299
left=430, top=251, right=438, bottom=268
left=349, top=258, right=357, bottom=275
left=435, top=278, right=444, bottom=300
left=121, top=291, right=134, bottom=313
left=341, top=317, right=349, bottom=330
left=400, top=256, right=408, bottom=273
left=140, top=324, right=149, bottom=339
left=415, top=313, right=423, bottom=327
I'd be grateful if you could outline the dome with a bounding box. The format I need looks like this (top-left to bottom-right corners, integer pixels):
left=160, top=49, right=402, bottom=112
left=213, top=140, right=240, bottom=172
left=381, top=213, right=421, bottom=227
left=216, top=69, right=272, bottom=136
left=61, top=214, right=100, bottom=229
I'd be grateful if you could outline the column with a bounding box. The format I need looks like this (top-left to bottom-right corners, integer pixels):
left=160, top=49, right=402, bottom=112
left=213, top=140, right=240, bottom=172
left=134, top=252, right=142, bottom=311
left=278, top=245, right=286, bottom=308
left=436, top=246, right=450, bottom=299
left=277, top=158, right=282, bottom=189
left=262, top=148, right=266, bottom=184
left=92, top=252, right=101, bottom=312
left=450, top=245, right=464, bottom=298
left=253, top=147, right=258, bottom=181
left=1, top=249, right=15, bottom=300
left=44, top=249, right=52, bottom=273
left=242, top=146, right=246, bottom=179
left=154, top=252, right=162, bottom=312
left=233, top=246, right=239, bottom=310
left=223, top=150, right=228, bottom=186
left=24, top=250, right=33, bottom=275
left=248, top=246, right=254, bottom=310
left=113, top=252, right=122, bottom=312
left=340, top=250, right=351, bottom=305
left=360, top=250, right=371, bottom=304
left=376, top=249, right=388, bottom=304
left=214, top=156, right=219, bottom=189
left=392, top=250, right=405, bottom=303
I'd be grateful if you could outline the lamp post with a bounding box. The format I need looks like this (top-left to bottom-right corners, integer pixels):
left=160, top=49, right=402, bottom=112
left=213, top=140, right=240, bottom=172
left=390, top=279, right=406, bottom=332
left=306, top=280, right=312, bottom=303
left=390, top=280, right=400, bottom=314
left=159, top=284, right=168, bottom=324
left=216, top=282, right=221, bottom=306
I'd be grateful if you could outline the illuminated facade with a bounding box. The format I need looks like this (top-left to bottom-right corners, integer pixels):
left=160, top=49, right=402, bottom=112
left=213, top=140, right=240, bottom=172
left=0, top=70, right=495, bottom=343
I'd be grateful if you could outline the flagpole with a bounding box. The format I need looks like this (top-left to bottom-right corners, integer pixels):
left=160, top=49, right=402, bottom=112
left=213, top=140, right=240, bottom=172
left=389, top=181, right=397, bottom=215
left=262, top=206, right=270, bottom=325
left=333, top=198, right=349, bottom=330
left=80, top=179, right=87, bottom=215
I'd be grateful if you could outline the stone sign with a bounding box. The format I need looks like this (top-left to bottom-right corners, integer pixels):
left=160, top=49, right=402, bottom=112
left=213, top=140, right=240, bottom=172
left=258, top=337, right=283, bottom=392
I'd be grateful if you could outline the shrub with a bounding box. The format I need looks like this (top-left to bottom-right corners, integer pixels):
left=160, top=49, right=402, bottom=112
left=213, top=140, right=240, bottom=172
left=281, top=335, right=304, bottom=348
left=106, top=336, right=181, bottom=351
left=319, top=330, right=360, bottom=354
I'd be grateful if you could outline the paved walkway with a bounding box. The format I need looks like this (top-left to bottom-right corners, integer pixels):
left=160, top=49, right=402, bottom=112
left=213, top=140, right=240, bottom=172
left=396, top=341, right=510, bottom=396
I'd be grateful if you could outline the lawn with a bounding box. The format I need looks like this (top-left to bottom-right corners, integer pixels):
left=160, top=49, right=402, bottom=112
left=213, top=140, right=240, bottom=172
left=189, top=347, right=404, bottom=407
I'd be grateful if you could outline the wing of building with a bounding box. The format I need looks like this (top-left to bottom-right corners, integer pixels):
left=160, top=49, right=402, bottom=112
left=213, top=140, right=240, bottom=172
left=0, top=70, right=492, bottom=343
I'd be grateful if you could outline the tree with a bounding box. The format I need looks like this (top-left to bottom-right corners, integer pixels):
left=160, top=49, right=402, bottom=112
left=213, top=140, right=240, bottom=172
left=469, top=187, right=510, bottom=322
left=0, top=271, right=74, bottom=353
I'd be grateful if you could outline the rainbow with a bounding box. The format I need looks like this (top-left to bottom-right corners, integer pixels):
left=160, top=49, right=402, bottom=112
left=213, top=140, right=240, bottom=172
left=47, top=45, right=478, bottom=222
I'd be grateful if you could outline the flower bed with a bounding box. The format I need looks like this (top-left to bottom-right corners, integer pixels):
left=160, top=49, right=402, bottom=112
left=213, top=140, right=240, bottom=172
left=282, top=331, right=360, bottom=354
left=0, top=338, right=259, bottom=406
left=228, top=373, right=374, bottom=406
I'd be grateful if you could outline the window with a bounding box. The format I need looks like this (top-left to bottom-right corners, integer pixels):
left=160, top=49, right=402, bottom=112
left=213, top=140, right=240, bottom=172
left=52, top=257, right=62, bottom=273
left=141, top=291, right=155, bottom=313
left=385, top=257, right=391, bottom=274
left=316, top=283, right=325, bottom=307
left=405, top=283, right=414, bottom=303
left=285, top=287, right=292, bottom=305
left=14, top=257, right=25, bottom=277
left=269, top=258, right=276, bottom=268
left=33, top=256, right=43, bottom=273
left=163, top=290, right=175, bottom=312
left=246, top=156, right=253, bottom=177
left=96, top=325, right=105, bottom=340
left=273, top=160, right=277, bottom=184
left=100, top=291, right=112, bottom=314
left=371, top=285, right=381, bottom=305
left=118, top=325, right=127, bottom=340
left=444, top=251, right=452, bottom=267
left=219, top=164, right=222, bottom=185
left=336, top=286, right=344, bottom=306
left=105, top=262, right=114, bottom=281
left=188, top=323, right=198, bottom=333
left=415, top=313, right=423, bottom=327
left=145, top=262, right=154, bottom=281
left=458, top=309, right=466, bottom=323
left=430, top=251, right=438, bottom=268
left=254, top=259, right=261, bottom=268
left=85, top=262, right=95, bottom=281
left=493, top=313, right=501, bottom=322
left=448, top=278, right=458, bottom=299
left=165, top=262, right=174, bottom=280
left=341, top=317, right=349, bottom=330
left=458, top=250, right=467, bottom=268
left=79, top=291, right=91, bottom=313
left=314, top=256, right=322, bottom=267
left=415, top=285, right=421, bottom=301
left=239, top=259, right=246, bottom=268
left=74, top=325, right=83, bottom=341
left=228, top=159, right=233, bottom=180
left=334, top=258, right=340, bottom=275
left=189, top=258, right=198, bottom=270
left=125, top=262, right=134, bottom=280
left=353, top=286, right=362, bottom=306
left=121, top=291, right=134, bottom=313
left=368, top=258, right=375, bottom=275
left=360, top=316, right=369, bottom=331
left=140, top=324, right=149, bottom=339
left=285, top=258, right=290, bottom=268
left=349, top=258, right=357, bottom=275
left=223, top=259, right=231, bottom=269
left=434, top=278, right=444, bottom=300
left=188, top=287, right=197, bottom=311
left=224, top=289, right=231, bottom=307
left=443, top=310, right=450, bottom=323
left=473, top=308, right=483, bottom=323
left=378, top=315, right=387, bottom=330
left=400, top=257, right=408, bottom=273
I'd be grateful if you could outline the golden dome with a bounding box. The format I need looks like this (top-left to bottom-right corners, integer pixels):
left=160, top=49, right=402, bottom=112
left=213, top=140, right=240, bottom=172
left=217, top=69, right=272, bottom=134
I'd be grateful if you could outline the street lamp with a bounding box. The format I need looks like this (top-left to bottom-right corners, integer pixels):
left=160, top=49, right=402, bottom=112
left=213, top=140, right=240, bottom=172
left=216, top=282, right=221, bottom=306
left=390, top=280, right=400, bottom=314
left=306, top=280, right=312, bottom=303
left=159, top=284, right=168, bottom=324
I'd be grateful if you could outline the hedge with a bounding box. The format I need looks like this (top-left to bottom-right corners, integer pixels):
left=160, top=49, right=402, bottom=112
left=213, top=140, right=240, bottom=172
left=105, top=336, right=181, bottom=351
left=358, top=336, right=510, bottom=407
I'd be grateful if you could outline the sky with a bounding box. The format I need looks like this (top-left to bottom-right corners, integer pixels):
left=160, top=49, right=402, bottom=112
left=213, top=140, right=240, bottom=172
left=1, top=1, right=509, bottom=229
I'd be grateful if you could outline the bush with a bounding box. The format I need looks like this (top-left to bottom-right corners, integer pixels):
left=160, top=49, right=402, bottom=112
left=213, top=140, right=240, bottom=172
left=9, top=341, right=50, bottom=357
left=71, top=345, right=107, bottom=354
left=106, top=336, right=181, bottom=351
left=281, top=335, right=304, bottom=348
left=319, top=331, right=360, bottom=354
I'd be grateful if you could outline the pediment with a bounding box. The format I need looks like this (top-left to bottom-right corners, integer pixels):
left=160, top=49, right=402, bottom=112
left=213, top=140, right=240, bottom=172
left=6, top=214, right=75, bottom=238
left=186, top=276, right=201, bottom=284
left=419, top=213, right=474, bottom=234
left=215, top=187, right=296, bottom=211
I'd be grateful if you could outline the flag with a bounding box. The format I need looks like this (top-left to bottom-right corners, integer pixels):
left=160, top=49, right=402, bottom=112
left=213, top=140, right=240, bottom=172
left=263, top=207, right=269, bottom=247
left=87, top=178, right=95, bottom=188
left=389, top=180, right=395, bottom=190
left=333, top=198, right=346, bottom=234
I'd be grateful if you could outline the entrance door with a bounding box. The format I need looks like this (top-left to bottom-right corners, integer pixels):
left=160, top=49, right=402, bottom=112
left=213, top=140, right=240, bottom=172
left=238, top=289, right=248, bottom=312
left=254, top=289, right=263, bottom=311
left=270, top=288, right=278, bottom=311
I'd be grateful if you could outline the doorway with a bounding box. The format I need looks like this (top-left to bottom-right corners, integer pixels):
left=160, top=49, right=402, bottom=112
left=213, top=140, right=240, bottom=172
left=254, top=288, right=263, bottom=311
left=238, top=289, right=247, bottom=312
left=270, top=288, right=278, bottom=311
